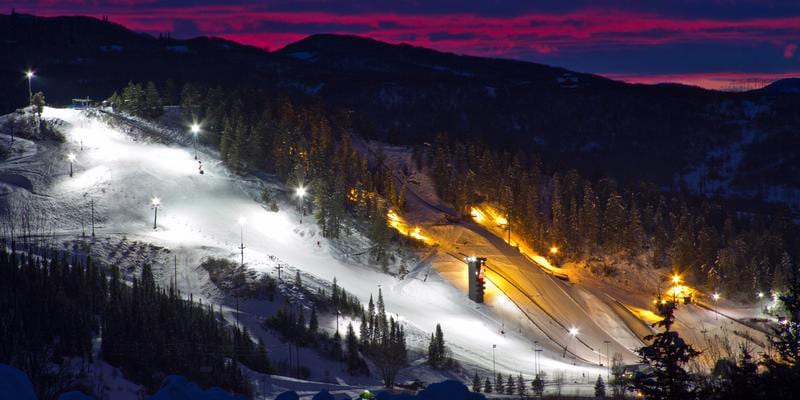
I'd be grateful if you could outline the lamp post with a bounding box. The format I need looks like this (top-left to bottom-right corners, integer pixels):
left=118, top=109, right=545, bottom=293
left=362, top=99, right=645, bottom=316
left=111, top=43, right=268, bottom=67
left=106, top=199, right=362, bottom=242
left=151, top=197, right=161, bottom=230
left=190, top=123, right=200, bottom=160
left=67, top=153, right=76, bottom=177
left=295, top=185, right=306, bottom=222
left=25, top=70, right=34, bottom=104
left=568, top=327, right=579, bottom=363
left=604, top=340, right=611, bottom=382
left=238, top=216, right=246, bottom=267
left=712, top=292, right=721, bottom=320
left=91, top=197, right=95, bottom=237
left=492, top=344, right=496, bottom=380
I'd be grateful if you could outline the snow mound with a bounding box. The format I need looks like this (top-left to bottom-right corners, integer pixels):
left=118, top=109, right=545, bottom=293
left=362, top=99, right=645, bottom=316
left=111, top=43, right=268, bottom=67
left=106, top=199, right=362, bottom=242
left=148, top=375, right=246, bottom=400
left=275, top=391, right=299, bottom=400
left=0, top=364, right=36, bottom=400
left=58, top=392, right=93, bottom=400
left=415, top=380, right=485, bottom=400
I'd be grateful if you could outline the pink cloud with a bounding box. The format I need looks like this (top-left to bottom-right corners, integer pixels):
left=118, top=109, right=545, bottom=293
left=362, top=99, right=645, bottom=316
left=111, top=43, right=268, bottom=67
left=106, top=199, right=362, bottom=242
left=9, top=2, right=800, bottom=88
left=603, top=71, right=800, bottom=91
left=785, top=43, right=798, bottom=59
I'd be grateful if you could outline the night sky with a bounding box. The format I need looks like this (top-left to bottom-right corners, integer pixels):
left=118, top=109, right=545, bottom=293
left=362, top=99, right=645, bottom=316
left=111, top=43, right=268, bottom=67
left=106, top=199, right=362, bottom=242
left=6, top=0, right=800, bottom=90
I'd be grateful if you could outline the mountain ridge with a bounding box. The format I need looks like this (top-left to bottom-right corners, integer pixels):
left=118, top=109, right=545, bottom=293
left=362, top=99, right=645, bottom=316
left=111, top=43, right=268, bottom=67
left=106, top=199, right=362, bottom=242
left=3, top=14, right=800, bottom=207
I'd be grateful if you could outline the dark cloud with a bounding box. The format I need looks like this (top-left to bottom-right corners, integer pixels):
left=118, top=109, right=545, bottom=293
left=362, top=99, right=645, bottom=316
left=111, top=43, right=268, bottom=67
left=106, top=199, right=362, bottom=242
left=172, top=18, right=201, bottom=38
left=428, top=31, right=477, bottom=42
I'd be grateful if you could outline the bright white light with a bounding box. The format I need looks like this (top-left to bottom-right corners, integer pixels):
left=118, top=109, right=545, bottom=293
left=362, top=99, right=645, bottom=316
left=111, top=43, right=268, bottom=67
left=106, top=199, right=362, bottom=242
left=296, top=186, right=306, bottom=198
left=67, top=153, right=76, bottom=162
left=569, top=327, right=579, bottom=336
left=758, top=292, right=764, bottom=299
left=712, top=293, right=720, bottom=301
left=238, top=216, right=246, bottom=225
left=25, top=71, right=34, bottom=79
left=151, top=197, right=161, bottom=207
left=190, top=123, right=200, bottom=134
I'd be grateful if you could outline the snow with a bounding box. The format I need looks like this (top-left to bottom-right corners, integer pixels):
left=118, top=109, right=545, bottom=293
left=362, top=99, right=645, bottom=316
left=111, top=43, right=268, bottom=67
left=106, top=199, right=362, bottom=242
left=10, top=107, right=587, bottom=389
left=149, top=376, right=246, bottom=400
left=0, top=364, right=37, bottom=400
left=58, top=392, right=93, bottom=400
left=1, top=106, right=768, bottom=397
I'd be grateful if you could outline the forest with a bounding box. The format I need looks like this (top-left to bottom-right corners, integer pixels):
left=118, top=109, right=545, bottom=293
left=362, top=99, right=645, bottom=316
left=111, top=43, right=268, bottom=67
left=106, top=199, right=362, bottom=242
left=112, top=79, right=799, bottom=301
left=0, top=244, right=268, bottom=399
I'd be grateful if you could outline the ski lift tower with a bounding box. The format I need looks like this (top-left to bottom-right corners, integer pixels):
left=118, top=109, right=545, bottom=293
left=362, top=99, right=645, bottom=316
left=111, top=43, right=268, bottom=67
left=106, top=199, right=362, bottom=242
left=466, top=256, right=487, bottom=303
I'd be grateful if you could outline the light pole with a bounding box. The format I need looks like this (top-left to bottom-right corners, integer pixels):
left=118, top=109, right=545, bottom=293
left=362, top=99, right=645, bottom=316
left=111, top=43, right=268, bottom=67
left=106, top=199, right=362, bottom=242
left=295, top=186, right=306, bottom=222
left=91, top=197, right=95, bottom=237
left=25, top=70, right=34, bottom=104
left=604, top=340, right=611, bottom=382
left=67, top=153, right=76, bottom=177
left=492, top=344, right=496, bottom=380
left=712, top=292, right=721, bottom=320
left=533, top=340, right=540, bottom=377
left=568, top=327, right=579, bottom=364
left=238, top=217, right=246, bottom=268
left=151, top=197, right=161, bottom=230
left=190, top=123, right=200, bottom=160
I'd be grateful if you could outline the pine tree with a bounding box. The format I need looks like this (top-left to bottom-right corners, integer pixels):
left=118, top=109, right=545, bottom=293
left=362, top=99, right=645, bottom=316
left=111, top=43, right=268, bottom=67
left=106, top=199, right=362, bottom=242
left=180, top=82, right=201, bottom=120
left=767, top=252, right=800, bottom=368
left=359, top=310, right=369, bottom=349
left=308, top=306, right=318, bottom=335
left=109, top=91, right=121, bottom=110
left=581, top=182, right=600, bottom=253
left=517, top=374, right=525, bottom=397
left=484, top=377, right=493, bottom=393
left=144, top=81, right=163, bottom=118
left=428, top=323, right=447, bottom=368
left=496, top=372, right=504, bottom=393
left=31, top=92, right=45, bottom=124
left=531, top=373, right=544, bottom=398
left=603, top=190, right=626, bottom=253
left=505, top=374, right=515, bottom=395
left=633, top=301, right=700, bottom=399
left=595, top=375, right=606, bottom=399
left=472, top=371, right=481, bottom=392
left=345, top=323, right=361, bottom=374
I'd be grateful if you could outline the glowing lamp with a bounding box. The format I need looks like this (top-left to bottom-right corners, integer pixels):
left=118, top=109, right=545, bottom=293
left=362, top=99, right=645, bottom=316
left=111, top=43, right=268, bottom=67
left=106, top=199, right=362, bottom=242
left=568, top=327, right=579, bottom=336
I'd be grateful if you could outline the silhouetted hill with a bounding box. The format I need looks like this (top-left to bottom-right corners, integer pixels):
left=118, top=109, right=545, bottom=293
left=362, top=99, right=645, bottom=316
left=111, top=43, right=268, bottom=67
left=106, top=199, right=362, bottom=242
left=3, top=15, right=800, bottom=207
left=0, top=13, right=275, bottom=112
left=757, top=78, right=800, bottom=93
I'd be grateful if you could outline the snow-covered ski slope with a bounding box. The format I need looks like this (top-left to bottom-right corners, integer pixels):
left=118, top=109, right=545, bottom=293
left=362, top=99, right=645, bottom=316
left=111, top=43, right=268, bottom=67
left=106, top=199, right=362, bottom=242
left=377, top=143, right=769, bottom=372
left=0, top=107, right=605, bottom=385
